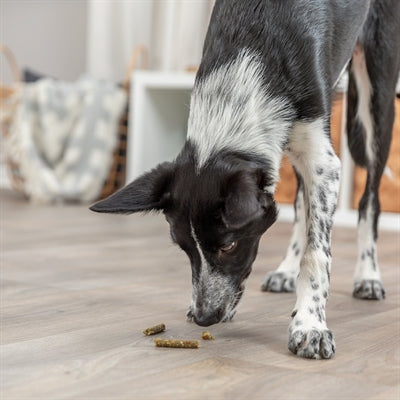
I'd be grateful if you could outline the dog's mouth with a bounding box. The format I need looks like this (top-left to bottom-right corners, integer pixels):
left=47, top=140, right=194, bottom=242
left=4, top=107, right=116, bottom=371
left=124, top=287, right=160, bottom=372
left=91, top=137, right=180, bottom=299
left=187, top=270, right=251, bottom=325
left=221, top=287, right=244, bottom=322
left=221, top=271, right=250, bottom=322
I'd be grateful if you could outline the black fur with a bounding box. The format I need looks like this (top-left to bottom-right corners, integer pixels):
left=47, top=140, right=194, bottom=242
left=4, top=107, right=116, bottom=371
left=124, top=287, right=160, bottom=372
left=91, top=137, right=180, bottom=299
left=92, top=141, right=277, bottom=310
left=198, top=0, right=369, bottom=119
left=346, top=0, right=400, bottom=239
left=90, top=0, right=400, bottom=354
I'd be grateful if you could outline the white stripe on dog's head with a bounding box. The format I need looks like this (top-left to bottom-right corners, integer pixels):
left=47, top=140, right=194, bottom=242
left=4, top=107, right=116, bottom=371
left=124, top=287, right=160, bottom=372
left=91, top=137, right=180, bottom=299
left=187, top=49, right=294, bottom=190
left=189, top=221, right=235, bottom=322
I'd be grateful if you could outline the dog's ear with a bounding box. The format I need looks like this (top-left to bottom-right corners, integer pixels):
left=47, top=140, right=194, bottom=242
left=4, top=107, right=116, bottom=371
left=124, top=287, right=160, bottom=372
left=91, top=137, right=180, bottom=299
left=89, top=162, right=174, bottom=214
left=222, top=170, right=277, bottom=230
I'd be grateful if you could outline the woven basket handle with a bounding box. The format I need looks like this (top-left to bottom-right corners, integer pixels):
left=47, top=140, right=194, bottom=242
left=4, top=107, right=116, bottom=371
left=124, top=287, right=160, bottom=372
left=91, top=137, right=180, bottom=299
left=0, top=44, right=22, bottom=85
left=122, top=45, right=148, bottom=93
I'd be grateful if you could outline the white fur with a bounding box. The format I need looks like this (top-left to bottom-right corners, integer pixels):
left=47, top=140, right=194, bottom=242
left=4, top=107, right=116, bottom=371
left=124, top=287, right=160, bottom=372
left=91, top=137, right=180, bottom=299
left=285, top=118, right=340, bottom=356
left=277, top=184, right=306, bottom=274
left=261, top=184, right=305, bottom=290
left=354, top=196, right=381, bottom=283
left=189, top=222, right=235, bottom=319
left=287, top=119, right=340, bottom=185
left=265, top=118, right=341, bottom=298
left=187, top=50, right=294, bottom=192
left=352, top=43, right=375, bottom=166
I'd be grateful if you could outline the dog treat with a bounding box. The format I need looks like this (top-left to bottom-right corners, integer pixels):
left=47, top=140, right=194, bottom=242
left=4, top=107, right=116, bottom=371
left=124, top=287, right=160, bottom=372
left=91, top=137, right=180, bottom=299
left=201, top=331, right=215, bottom=340
left=143, top=323, right=166, bottom=336
left=154, top=338, right=199, bottom=349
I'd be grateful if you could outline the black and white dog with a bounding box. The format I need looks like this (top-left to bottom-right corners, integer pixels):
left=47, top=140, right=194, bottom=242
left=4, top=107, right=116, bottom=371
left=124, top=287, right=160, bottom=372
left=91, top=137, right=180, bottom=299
left=91, top=0, right=400, bottom=359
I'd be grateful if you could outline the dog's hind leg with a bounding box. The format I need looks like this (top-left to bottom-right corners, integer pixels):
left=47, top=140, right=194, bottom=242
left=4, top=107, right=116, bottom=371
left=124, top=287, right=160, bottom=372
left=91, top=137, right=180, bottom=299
left=286, top=118, right=341, bottom=359
left=261, top=170, right=304, bottom=292
left=347, top=2, right=400, bottom=300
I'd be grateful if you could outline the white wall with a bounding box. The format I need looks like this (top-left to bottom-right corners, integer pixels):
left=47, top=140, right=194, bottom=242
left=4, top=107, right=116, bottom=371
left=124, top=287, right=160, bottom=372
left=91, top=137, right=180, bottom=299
left=86, top=0, right=214, bottom=82
left=0, top=0, right=88, bottom=188
left=86, top=0, right=153, bottom=83
left=1, top=0, right=88, bottom=83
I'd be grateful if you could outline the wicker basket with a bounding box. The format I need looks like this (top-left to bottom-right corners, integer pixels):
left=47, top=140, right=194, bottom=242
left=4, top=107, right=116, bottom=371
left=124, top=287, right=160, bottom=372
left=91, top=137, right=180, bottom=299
left=0, top=44, right=147, bottom=200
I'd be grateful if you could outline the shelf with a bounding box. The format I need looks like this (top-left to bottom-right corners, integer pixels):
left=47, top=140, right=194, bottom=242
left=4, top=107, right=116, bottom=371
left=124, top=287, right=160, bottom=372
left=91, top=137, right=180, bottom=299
left=127, top=71, right=195, bottom=182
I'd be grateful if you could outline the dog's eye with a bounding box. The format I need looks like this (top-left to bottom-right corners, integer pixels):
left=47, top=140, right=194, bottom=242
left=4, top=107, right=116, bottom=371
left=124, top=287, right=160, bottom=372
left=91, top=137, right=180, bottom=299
left=219, top=241, right=237, bottom=253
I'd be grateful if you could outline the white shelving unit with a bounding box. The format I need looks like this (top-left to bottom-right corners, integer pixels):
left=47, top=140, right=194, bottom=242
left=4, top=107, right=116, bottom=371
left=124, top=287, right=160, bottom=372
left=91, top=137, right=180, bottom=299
left=128, top=71, right=399, bottom=231
left=127, top=71, right=195, bottom=183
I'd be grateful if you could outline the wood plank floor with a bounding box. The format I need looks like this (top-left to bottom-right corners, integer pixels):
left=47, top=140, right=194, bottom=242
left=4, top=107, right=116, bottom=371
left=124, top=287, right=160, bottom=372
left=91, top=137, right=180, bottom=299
left=1, top=188, right=399, bottom=400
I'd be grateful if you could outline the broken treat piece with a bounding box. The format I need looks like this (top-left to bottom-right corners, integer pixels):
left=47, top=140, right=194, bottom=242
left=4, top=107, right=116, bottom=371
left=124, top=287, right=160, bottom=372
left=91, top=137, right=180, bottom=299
left=154, top=338, right=199, bottom=348
left=201, top=331, right=215, bottom=340
left=143, top=323, right=166, bottom=336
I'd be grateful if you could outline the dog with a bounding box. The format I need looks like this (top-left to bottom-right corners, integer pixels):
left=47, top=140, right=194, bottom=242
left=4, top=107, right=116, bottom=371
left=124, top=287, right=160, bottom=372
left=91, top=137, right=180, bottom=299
left=90, top=0, right=400, bottom=359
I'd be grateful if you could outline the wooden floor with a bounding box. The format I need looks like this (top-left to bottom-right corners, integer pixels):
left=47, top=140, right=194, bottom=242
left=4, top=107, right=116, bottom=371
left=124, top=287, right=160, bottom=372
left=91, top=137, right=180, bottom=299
left=1, top=189, right=399, bottom=400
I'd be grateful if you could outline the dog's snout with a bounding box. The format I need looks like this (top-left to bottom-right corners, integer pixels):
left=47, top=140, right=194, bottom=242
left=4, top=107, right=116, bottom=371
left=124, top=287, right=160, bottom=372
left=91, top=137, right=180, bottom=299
left=193, top=308, right=224, bottom=327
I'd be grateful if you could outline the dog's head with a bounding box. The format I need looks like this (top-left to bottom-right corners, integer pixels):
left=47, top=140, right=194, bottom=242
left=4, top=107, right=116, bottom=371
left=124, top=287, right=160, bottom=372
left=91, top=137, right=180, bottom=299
left=90, top=143, right=277, bottom=326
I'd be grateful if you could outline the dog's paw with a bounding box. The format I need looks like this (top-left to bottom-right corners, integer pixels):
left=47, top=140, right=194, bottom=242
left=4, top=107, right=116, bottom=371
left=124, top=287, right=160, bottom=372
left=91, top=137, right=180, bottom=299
left=261, top=271, right=296, bottom=292
left=353, top=280, right=385, bottom=300
left=288, top=328, right=335, bottom=359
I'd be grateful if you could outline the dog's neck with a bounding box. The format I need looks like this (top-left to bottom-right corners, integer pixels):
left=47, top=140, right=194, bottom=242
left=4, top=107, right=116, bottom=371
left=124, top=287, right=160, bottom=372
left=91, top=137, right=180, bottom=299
left=187, top=50, right=294, bottom=192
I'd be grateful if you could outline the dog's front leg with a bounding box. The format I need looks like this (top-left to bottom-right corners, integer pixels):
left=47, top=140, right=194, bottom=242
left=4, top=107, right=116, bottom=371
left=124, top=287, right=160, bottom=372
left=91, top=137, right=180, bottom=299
left=286, top=119, right=340, bottom=359
left=261, top=172, right=305, bottom=292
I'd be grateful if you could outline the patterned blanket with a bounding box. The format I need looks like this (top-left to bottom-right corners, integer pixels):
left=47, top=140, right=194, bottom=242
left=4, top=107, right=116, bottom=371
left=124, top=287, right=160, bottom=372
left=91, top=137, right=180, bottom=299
left=5, top=76, right=126, bottom=203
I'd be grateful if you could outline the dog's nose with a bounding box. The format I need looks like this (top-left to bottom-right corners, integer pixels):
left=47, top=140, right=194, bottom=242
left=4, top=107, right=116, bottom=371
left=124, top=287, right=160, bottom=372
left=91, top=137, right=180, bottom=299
left=193, top=308, right=224, bottom=327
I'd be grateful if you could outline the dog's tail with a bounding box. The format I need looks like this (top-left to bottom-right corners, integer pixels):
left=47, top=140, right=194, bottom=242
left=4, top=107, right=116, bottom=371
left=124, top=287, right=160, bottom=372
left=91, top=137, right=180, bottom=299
left=346, top=62, right=368, bottom=168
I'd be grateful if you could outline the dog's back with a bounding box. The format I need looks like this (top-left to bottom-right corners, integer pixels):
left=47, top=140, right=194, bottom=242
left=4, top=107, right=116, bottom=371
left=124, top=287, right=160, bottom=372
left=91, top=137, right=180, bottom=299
left=197, top=0, right=369, bottom=119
